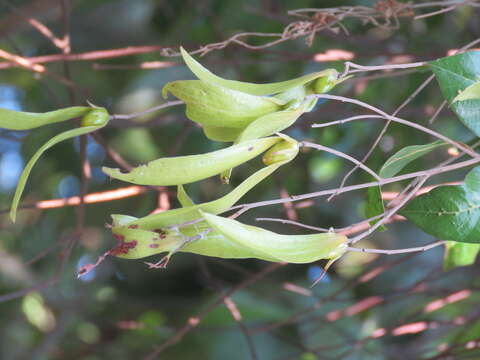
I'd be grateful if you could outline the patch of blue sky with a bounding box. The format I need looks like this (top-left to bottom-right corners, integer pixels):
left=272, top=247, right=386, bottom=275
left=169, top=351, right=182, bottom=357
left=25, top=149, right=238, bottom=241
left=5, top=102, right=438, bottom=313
left=307, top=265, right=330, bottom=284
left=0, top=85, right=25, bottom=192
left=73, top=135, right=106, bottom=163
left=0, top=150, right=23, bottom=191
left=0, top=84, right=23, bottom=111
left=55, top=175, right=80, bottom=198
left=77, top=255, right=97, bottom=282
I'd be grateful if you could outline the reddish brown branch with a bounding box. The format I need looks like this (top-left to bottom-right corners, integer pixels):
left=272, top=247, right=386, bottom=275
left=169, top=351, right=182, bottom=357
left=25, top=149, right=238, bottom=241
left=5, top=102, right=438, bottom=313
left=0, top=186, right=148, bottom=215
left=0, top=45, right=170, bottom=69
left=34, top=185, right=147, bottom=208
left=0, top=48, right=45, bottom=72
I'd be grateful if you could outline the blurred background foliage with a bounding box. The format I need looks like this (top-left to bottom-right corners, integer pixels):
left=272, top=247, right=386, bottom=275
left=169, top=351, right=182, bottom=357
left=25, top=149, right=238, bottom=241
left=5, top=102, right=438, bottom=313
left=0, top=0, right=480, bottom=359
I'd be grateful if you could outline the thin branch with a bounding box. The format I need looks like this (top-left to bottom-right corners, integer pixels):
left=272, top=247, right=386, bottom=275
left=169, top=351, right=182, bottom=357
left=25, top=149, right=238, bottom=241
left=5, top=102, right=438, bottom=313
left=223, top=297, right=258, bottom=360
left=0, top=48, right=45, bottom=72
left=333, top=36, right=480, bottom=198
left=381, top=181, right=461, bottom=201
left=5, top=1, right=66, bottom=49
left=110, top=100, right=184, bottom=121
left=91, top=132, right=133, bottom=171
left=256, top=217, right=331, bottom=232
left=0, top=2, right=476, bottom=73
left=331, top=74, right=436, bottom=200
left=301, top=141, right=381, bottom=181
left=428, top=100, right=447, bottom=124
left=312, top=111, right=478, bottom=159
left=230, top=156, right=480, bottom=216
left=349, top=176, right=429, bottom=245
left=343, top=60, right=425, bottom=76
left=414, top=3, right=464, bottom=20
left=347, top=240, right=445, bottom=255
left=0, top=45, right=171, bottom=69
left=339, top=215, right=406, bottom=237
left=256, top=214, right=406, bottom=235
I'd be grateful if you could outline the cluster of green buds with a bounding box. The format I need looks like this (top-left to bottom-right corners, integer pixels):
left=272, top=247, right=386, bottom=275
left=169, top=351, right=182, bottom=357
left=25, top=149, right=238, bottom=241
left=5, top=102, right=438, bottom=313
left=95, top=49, right=347, bottom=273
left=0, top=46, right=350, bottom=278
left=94, top=135, right=347, bottom=275
left=162, top=47, right=349, bottom=145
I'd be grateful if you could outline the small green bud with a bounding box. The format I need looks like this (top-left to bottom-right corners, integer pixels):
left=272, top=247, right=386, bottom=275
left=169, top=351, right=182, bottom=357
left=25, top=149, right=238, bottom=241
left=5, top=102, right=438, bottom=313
left=312, top=71, right=339, bottom=94
left=262, top=139, right=299, bottom=165
left=81, top=108, right=109, bottom=127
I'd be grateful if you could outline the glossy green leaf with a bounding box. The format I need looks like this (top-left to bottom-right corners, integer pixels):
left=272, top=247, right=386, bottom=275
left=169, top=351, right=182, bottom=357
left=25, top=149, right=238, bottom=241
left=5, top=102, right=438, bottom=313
left=365, top=185, right=386, bottom=231
left=429, top=51, right=480, bottom=136
left=465, top=166, right=480, bottom=191
left=180, top=47, right=342, bottom=96
left=0, top=106, right=91, bottom=130
left=379, top=141, right=447, bottom=178
left=365, top=140, right=447, bottom=232
left=10, top=126, right=101, bottom=222
left=400, top=166, right=480, bottom=243
left=443, top=241, right=480, bottom=271
left=162, top=80, right=283, bottom=128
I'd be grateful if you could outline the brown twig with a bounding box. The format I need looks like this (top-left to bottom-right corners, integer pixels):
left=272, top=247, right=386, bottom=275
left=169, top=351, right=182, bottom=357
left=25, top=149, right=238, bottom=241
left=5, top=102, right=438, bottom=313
left=0, top=186, right=149, bottom=214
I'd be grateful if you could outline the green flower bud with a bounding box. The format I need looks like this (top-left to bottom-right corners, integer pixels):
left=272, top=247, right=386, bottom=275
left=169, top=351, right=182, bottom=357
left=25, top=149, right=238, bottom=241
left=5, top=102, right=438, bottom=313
left=80, top=108, right=109, bottom=127
left=262, top=139, right=300, bottom=165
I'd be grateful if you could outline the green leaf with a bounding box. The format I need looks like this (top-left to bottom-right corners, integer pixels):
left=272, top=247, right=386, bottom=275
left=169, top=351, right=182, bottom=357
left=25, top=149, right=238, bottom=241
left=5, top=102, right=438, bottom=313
left=365, top=141, right=447, bottom=232
left=365, top=186, right=386, bottom=231
left=400, top=166, right=480, bottom=243
left=10, top=125, right=102, bottom=222
left=180, top=47, right=340, bottom=96
left=379, top=141, right=447, bottom=178
left=465, top=166, right=480, bottom=191
left=452, top=81, right=480, bottom=103
left=429, top=51, right=480, bottom=136
left=0, top=106, right=91, bottom=130
left=443, top=241, right=480, bottom=271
